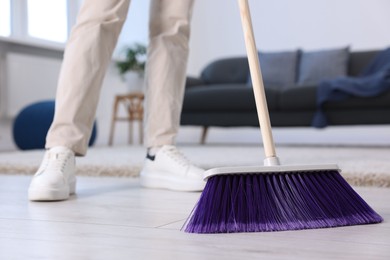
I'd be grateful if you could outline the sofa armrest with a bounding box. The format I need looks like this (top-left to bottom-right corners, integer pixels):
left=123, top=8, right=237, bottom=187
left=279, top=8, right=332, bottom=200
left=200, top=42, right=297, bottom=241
left=185, top=76, right=205, bottom=88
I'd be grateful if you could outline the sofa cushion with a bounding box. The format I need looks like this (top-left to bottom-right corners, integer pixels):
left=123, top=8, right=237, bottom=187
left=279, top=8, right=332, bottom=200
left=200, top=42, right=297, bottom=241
left=247, top=50, right=299, bottom=89
left=201, top=57, right=249, bottom=84
left=279, top=85, right=317, bottom=110
left=185, top=76, right=204, bottom=87
left=348, top=50, right=379, bottom=77
left=297, top=47, right=349, bottom=86
left=182, top=84, right=279, bottom=112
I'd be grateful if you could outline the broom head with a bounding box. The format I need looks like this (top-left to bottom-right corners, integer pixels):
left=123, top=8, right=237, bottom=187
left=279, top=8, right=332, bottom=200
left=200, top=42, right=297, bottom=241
left=184, top=164, right=383, bottom=233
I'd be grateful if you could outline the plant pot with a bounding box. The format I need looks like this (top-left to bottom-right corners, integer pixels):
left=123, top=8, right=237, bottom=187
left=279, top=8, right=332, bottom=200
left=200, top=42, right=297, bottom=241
left=124, top=71, right=144, bottom=93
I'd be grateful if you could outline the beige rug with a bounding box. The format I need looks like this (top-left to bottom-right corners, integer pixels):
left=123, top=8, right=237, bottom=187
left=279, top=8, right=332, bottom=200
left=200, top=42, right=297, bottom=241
left=0, top=144, right=389, bottom=187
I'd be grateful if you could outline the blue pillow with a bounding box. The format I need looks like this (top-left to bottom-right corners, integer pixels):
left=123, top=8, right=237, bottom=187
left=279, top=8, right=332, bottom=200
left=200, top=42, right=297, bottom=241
left=297, top=47, right=350, bottom=86
left=13, top=100, right=97, bottom=150
left=248, top=50, right=299, bottom=88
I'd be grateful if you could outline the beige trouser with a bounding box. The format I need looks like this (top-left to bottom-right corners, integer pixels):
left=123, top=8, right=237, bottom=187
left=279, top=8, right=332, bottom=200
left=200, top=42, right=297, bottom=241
left=46, top=0, right=194, bottom=156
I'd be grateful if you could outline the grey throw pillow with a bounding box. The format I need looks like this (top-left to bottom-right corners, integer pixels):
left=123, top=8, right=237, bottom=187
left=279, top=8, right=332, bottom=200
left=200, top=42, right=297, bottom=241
left=297, top=47, right=349, bottom=86
left=248, top=50, right=299, bottom=88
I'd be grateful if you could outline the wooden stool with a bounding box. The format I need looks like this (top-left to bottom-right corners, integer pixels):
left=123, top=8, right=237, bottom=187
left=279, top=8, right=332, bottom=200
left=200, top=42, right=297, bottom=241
left=108, top=92, right=144, bottom=145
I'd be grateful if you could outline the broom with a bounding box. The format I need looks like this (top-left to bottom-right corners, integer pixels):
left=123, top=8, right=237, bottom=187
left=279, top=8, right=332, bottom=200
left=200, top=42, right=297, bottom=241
left=184, top=0, right=383, bottom=233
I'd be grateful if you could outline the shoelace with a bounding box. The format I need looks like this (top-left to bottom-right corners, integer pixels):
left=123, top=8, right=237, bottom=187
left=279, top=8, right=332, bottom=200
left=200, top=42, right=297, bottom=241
left=164, top=147, right=191, bottom=167
left=41, top=152, right=71, bottom=173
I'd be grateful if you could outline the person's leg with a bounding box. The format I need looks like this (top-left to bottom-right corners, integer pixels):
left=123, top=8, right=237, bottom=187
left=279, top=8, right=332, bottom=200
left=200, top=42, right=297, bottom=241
left=29, top=0, right=131, bottom=201
left=140, top=0, right=205, bottom=192
left=144, top=0, right=194, bottom=148
left=46, top=0, right=130, bottom=156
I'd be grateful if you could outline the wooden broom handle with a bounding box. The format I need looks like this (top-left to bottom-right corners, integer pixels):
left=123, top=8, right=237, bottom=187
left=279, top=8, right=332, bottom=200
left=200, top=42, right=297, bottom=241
left=238, top=0, right=278, bottom=160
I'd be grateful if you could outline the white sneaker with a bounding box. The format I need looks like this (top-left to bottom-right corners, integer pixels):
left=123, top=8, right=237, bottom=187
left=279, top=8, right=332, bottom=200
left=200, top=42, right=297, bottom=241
left=140, top=145, right=205, bottom=191
left=28, top=146, right=76, bottom=201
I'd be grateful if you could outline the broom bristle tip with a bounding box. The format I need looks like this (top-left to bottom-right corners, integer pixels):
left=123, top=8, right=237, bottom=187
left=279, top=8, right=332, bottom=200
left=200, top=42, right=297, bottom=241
left=184, top=169, right=382, bottom=234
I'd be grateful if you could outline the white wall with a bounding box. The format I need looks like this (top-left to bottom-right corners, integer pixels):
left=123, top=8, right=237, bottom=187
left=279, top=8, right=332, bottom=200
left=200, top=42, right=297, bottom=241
left=113, top=0, right=149, bottom=58
left=6, top=52, right=61, bottom=116
left=111, top=0, right=390, bottom=74
left=187, top=0, right=390, bottom=74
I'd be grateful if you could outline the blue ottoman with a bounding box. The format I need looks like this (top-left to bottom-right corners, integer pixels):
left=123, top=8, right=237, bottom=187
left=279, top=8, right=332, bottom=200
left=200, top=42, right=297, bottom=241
left=13, top=100, right=97, bottom=150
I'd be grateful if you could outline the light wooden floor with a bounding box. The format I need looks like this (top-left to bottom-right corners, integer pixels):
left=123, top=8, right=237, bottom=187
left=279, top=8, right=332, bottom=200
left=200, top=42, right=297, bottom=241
left=0, top=175, right=389, bottom=260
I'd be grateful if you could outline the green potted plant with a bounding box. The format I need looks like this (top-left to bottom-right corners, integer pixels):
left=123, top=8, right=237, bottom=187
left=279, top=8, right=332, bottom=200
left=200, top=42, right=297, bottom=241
left=115, top=43, right=147, bottom=92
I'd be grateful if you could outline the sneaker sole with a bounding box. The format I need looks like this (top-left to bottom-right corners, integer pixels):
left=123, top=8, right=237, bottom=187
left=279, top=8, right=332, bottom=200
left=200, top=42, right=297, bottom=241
left=140, top=171, right=205, bottom=192
left=28, top=181, right=76, bottom=201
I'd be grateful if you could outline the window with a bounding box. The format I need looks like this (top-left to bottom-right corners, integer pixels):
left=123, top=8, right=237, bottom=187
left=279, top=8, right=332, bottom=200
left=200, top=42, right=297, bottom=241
left=27, top=0, right=68, bottom=43
left=0, top=0, right=82, bottom=47
left=0, top=0, right=11, bottom=37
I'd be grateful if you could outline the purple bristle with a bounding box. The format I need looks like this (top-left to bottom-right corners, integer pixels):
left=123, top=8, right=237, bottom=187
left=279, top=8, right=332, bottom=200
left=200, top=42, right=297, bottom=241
left=184, top=170, right=383, bottom=233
